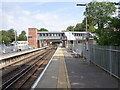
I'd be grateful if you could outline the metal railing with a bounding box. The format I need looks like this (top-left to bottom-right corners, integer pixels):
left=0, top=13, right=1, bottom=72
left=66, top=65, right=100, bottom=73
left=71, top=43, right=120, bottom=79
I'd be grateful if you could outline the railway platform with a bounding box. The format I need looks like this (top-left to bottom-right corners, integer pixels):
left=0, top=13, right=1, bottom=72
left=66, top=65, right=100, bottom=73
left=0, top=47, right=47, bottom=69
left=0, top=47, right=46, bottom=60
left=32, top=47, right=119, bottom=89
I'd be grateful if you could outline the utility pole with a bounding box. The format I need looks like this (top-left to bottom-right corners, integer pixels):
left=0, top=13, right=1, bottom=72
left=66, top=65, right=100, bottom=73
left=14, top=30, right=17, bottom=51
left=15, top=31, right=17, bottom=43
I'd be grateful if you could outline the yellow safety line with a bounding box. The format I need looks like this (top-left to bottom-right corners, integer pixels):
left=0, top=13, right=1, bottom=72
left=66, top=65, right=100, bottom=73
left=60, top=48, right=71, bottom=89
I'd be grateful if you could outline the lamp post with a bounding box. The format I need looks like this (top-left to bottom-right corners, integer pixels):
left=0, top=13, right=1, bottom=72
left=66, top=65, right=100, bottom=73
left=76, top=3, right=89, bottom=63
left=76, top=4, right=88, bottom=32
left=76, top=3, right=89, bottom=43
left=76, top=3, right=89, bottom=44
left=72, top=26, right=75, bottom=51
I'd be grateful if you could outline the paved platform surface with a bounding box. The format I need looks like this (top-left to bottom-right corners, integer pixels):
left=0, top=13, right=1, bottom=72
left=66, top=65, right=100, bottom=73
left=0, top=47, right=46, bottom=60
left=33, top=47, right=119, bottom=89
left=63, top=48, right=119, bottom=88
left=33, top=47, right=70, bottom=88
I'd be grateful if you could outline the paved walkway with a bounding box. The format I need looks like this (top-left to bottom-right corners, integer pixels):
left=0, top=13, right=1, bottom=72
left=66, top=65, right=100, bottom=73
left=33, top=47, right=70, bottom=88
left=32, top=47, right=119, bottom=89
left=63, top=48, right=119, bottom=88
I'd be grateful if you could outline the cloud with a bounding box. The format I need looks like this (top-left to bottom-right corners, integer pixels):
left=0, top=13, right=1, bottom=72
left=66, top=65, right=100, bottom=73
left=1, top=4, right=80, bottom=35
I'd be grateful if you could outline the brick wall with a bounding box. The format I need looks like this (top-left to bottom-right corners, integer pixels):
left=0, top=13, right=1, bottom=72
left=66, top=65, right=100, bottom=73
left=28, top=28, right=38, bottom=48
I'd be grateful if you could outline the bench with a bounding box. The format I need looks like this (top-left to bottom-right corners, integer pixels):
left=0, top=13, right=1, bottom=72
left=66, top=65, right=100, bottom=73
left=71, top=51, right=79, bottom=58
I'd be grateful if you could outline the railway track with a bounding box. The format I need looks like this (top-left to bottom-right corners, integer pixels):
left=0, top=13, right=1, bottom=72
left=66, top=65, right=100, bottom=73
left=0, top=46, right=57, bottom=89
left=1, top=47, right=49, bottom=83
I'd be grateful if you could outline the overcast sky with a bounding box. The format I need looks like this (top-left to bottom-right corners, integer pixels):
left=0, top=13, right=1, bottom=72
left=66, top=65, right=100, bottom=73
left=1, top=0, right=119, bottom=35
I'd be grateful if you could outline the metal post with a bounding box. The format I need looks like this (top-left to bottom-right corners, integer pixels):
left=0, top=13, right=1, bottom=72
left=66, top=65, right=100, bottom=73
left=109, top=46, right=112, bottom=75
left=14, top=30, right=17, bottom=51
left=86, top=5, right=88, bottom=32
left=73, top=27, right=75, bottom=52
left=76, top=3, right=89, bottom=60
left=15, top=31, right=16, bottom=43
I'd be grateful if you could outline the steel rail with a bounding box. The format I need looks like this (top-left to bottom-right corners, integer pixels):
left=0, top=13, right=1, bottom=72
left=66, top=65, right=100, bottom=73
left=18, top=49, right=56, bottom=89
left=1, top=48, right=49, bottom=80
left=0, top=47, right=54, bottom=90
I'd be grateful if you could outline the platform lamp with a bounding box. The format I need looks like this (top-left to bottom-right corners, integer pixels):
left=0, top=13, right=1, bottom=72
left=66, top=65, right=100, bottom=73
left=76, top=4, right=88, bottom=33
left=76, top=3, right=89, bottom=48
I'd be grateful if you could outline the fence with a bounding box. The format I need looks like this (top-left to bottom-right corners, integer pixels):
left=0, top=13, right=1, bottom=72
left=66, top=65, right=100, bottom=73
left=72, top=43, right=120, bottom=79
left=0, top=45, right=34, bottom=54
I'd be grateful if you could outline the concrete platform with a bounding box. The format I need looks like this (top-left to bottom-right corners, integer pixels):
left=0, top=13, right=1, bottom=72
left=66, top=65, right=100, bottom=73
left=0, top=47, right=46, bottom=60
left=32, top=47, right=70, bottom=88
left=32, top=47, right=119, bottom=89
left=63, top=48, right=119, bottom=89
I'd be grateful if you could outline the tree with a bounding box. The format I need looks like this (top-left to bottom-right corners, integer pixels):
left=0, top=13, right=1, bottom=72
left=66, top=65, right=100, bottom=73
left=1, top=30, right=12, bottom=45
left=84, top=1, right=120, bottom=46
left=0, top=29, right=28, bottom=45
left=96, top=17, right=120, bottom=46
left=21, top=31, right=26, bottom=35
left=97, top=29, right=120, bottom=46
left=108, top=17, right=120, bottom=29
left=38, top=28, right=48, bottom=31
left=18, top=30, right=27, bottom=41
left=2, top=36, right=11, bottom=45
left=7, top=29, right=16, bottom=42
left=74, top=23, right=86, bottom=31
left=1, top=29, right=16, bottom=45
left=89, top=25, right=96, bottom=32
left=85, top=1, right=116, bottom=32
left=82, top=16, right=96, bottom=32
left=66, top=26, right=74, bottom=31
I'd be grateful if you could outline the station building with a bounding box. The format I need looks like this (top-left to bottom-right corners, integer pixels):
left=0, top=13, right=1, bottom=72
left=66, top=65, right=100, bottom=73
left=28, top=28, right=93, bottom=48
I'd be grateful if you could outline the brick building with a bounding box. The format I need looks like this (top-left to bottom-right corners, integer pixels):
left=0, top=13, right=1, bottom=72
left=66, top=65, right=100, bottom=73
left=28, top=28, right=38, bottom=48
left=28, top=28, right=93, bottom=48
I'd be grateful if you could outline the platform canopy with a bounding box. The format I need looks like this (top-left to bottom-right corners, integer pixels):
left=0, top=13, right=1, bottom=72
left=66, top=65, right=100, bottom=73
left=64, top=32, right=76, bottom=40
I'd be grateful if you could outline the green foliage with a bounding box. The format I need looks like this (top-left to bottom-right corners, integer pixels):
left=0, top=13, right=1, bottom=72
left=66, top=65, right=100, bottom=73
left=86, top=1, right=116, bottom=29
left=82, top=17, right=96, bottom=32
left=17, top=30, right=27, bottom=41
left=2, top=36, right=11, bottom=45
left=1, top=29, right=27, bottom=45
left=96, top=17, right=120, bottom=46
left=38, top=28, right=48, bottom=31
left=83, top=1, right=120, bottom=46
left=108, top=17, right=120, bottom=29
left=97, top=29, right=120, bottom=46
left=7, top=29, right=16, bottom=42
left=74, top=23, right=86, bottom=31
left=1, top=29, right=16, bottom=45
left=66, top=26, right=74, bottom=31
left=89, top=25, right=96, bottom=32
left=21, top=31, right=26, bottom=35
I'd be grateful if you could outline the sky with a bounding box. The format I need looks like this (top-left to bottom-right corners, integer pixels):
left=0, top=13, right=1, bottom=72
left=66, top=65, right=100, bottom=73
left=0, top=0, right=119, bottom=35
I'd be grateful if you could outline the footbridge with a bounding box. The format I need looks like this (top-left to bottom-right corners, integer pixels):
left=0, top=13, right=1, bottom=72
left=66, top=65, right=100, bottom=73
left=28, top=28, right=93, bottom=48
